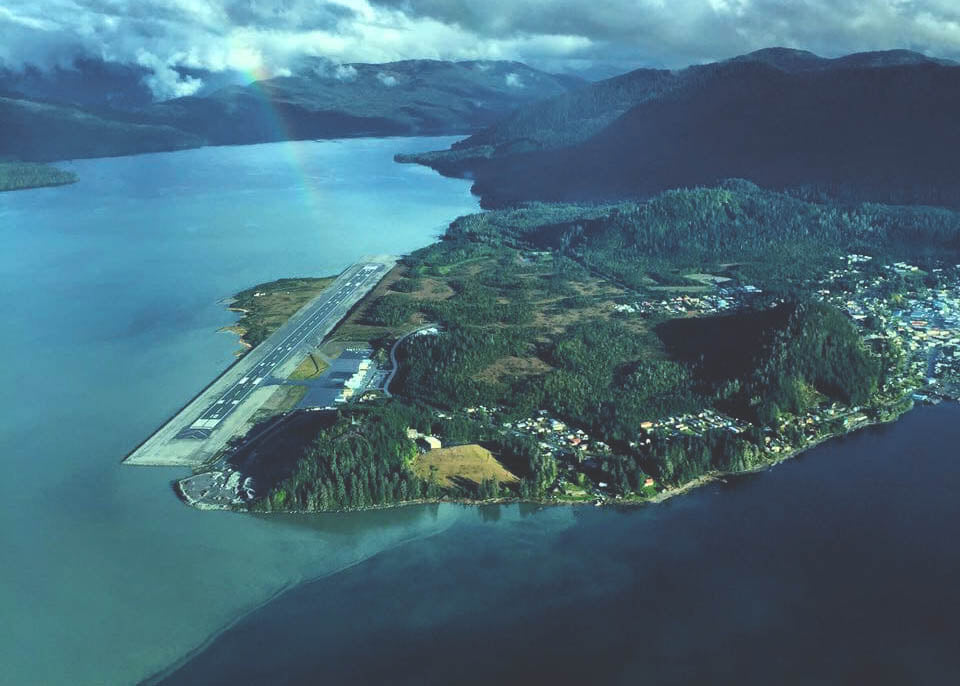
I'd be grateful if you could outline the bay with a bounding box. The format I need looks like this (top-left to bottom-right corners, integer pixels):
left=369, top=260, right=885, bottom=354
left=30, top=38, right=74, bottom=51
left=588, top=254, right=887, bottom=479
left=0, top=137, right=482, bottom=685
left=3, top=137, right=959, bottom=686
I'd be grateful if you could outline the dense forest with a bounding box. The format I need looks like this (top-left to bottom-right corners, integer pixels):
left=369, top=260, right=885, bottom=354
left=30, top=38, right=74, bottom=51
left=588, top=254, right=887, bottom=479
left=0, top=161, right=77, bottom=192
left=255, top=401, right=562, bottom=511
left=257, top=178, right=934, bottom=507
left=404, top=53, right=960, bottom=208
left=658, top=302, right=882, bottom=425
left=255, top=402, right=428, bottom=512
left=446, top=181, right=960, bottom=291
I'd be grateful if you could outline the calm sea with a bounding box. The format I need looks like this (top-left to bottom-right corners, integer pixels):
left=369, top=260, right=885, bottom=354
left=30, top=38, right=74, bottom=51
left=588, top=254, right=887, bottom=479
left=2, top=139, right=958, bottom=686
left=158, top=404, right=960, bottom=686
left=0, top=138, right=481, bottom=685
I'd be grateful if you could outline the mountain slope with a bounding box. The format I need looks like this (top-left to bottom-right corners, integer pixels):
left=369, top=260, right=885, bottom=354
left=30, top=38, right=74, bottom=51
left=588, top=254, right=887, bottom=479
left=0, top=59, right=583, bottom=160
left=140, top=60, right=585, bottom=145
left=0, top=96, right=204, bottom=162
left=402, top=49, right=960, bottom=207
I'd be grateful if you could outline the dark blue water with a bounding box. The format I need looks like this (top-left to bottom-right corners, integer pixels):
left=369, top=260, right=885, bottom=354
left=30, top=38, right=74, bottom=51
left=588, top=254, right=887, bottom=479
left=159, top=404, right=960, bottom=685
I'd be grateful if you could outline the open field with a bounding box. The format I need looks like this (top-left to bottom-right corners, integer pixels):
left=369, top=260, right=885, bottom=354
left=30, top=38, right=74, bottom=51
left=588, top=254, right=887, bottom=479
left=250, top=385, right=308, bottom=424
left=412, top=444, right=519, bottom=488
left=330, top=265, right=444, bottom=343
left=288, top=352, right=329, bottom=380
left=228, top=276, right=336, bottom=349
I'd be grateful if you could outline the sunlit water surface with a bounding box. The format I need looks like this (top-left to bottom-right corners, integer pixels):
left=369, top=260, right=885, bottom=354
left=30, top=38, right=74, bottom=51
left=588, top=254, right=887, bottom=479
left=2, top=139, right=959, bottom=686
left=0, top=138, right=483, bottom=685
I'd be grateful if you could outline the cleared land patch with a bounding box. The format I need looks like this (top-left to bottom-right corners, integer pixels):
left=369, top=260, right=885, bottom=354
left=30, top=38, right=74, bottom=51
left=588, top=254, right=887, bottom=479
left=289, top=352, right=330, bottom=380
left=474, top=355, right=554, bottom=385
left=413, top=444, right=519, bottom=489
left=228, top=276, right=336, bottom=349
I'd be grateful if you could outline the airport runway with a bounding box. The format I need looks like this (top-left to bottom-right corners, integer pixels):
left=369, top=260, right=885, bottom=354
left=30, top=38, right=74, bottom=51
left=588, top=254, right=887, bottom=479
left=180, top=262, right=387, bottom=438
left=124, top=256, right=394, bottom=466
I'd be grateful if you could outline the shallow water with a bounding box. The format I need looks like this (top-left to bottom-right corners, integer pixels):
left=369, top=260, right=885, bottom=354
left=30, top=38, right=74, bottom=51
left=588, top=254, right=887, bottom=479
left=0, top=138, right=482, bottom=685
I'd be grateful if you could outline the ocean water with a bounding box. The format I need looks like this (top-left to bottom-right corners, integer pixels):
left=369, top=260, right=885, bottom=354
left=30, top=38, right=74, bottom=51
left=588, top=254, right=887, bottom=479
left=3, top=139, right=959, bottom=686
left=159, top=404, right=960, bottom=685
left=0, top=138, right=484, bottom=685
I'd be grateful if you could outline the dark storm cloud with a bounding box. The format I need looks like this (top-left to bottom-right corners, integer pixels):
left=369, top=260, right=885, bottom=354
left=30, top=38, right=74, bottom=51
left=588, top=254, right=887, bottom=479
left=223, top=1, right=356, bottom=30
left=367, top=0, right=960, bottom=65
left=2, top=1, right=960, bottom=99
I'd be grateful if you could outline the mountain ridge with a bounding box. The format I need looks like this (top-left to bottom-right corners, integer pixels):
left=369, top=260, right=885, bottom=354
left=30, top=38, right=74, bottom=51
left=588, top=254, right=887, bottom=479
left=0, top=59, right=584, bottom=161
left=399, top=49, right=960, bottom=207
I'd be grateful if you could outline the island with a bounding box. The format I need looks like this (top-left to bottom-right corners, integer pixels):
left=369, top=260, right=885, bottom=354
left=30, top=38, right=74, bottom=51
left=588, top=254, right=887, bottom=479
left=0, top=161, right=77, bottom=192
left=171, top=181, right=960, bottom=512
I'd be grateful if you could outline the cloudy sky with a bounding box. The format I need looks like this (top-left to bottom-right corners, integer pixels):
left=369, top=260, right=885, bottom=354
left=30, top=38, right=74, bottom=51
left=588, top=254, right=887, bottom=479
left=3, top=0, right=960, bottom=98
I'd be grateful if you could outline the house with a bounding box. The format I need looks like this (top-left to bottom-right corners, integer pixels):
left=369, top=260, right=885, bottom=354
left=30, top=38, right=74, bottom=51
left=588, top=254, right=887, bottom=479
left=418, top=436, right=442, bottom=451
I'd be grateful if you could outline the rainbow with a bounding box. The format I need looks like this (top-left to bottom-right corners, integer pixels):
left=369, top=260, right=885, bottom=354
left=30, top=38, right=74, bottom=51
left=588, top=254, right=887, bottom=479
left=239, top=65, right=324, bottom=215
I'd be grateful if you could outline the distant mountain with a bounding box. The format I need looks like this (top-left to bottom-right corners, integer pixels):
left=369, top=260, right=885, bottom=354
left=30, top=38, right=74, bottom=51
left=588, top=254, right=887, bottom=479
left=0, top=57, right=244, bottom=111
left=401, top=48, right=960, bottom=207
left=0, top=59, right=156, bottom=110
left=727, top=47, right=957, bottom=72
left=0, top=96, right=203, bottom=162
left=137, top=60, right=585, bottom=146
left=0, top=58, right=583, bottom=161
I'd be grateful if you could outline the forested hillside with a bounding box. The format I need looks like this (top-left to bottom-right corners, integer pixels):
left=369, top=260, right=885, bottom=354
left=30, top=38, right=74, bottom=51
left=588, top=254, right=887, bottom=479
left=446, top=181, right=960, bottom=290
left=402, top=50, right=960, bottom=208
left=2, top=59, right=583, bottom=161
left=0, top=96, right=203, bottom=162
left=0, top=161, right=76, bottom=191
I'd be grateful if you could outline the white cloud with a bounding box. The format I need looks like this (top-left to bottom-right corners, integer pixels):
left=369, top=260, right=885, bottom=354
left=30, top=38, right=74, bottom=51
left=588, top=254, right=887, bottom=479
left=334, top=63, right=358, bottom=80
left=2, top=0, right=960, bottom=99
left=136, top=50, right=203, bottom=98
left=505, top=72, right=524, bottom=88
left=376, top=71, right=398, bottom=86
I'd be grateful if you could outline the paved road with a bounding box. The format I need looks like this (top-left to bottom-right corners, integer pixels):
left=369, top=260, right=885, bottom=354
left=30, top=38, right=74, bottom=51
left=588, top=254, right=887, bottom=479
left=178, top=262, right=387, bottom=438
left=384, top=323, right=439, bottom=397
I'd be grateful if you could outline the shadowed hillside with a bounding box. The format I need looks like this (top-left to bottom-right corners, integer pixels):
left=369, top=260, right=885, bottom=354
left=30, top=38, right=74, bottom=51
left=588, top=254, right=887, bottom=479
left=401, top=50, right=960, bottom=208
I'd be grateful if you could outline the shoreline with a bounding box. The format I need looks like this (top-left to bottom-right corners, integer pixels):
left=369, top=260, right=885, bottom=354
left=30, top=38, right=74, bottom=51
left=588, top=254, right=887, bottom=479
left=194, top=398, right=918, bottom=515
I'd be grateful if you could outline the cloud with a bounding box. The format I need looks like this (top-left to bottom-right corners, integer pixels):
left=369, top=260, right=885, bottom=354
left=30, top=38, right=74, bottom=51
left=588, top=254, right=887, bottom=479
left=505, top=72, right=523, bottom=88
left=2, top=0, right=960, bottom=100
left=334, top=63, right=358, bottom=80
left=136, top=50, right=203, bottom=99
left=376, top=71, right=398, bottom=86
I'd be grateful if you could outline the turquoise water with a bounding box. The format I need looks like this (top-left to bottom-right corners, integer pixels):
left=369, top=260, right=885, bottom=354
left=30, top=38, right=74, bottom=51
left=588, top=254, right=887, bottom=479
left=3, top=139, right=960, bottom=686
left=0, top=138, right=488, bottom=685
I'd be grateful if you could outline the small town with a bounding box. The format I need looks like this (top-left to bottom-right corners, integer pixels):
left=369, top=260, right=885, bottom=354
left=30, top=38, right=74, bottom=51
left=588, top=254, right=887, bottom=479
left=405, top=255, right=960, bottom=504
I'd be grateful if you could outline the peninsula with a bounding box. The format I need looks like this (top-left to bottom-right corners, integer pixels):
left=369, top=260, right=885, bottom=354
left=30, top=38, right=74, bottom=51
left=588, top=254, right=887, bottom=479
left=124, top=257, right=396, bottom=468
left=159, top=182, right=960, bottom=512
left=0, top=161, right=76, bottom=192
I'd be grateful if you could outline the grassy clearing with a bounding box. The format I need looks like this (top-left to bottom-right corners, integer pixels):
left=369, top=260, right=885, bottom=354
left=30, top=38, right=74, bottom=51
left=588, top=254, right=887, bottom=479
left=288, top=352, right=329, bottom=380
left=412, top=444, right=519, bottom=489
left=330, top=265, right=445, bottom=343
left=473, top=355, right=554, bottom=385
left=229, top=277, right=335, bottom=349
left=250, top=385, right=308, bottom=423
